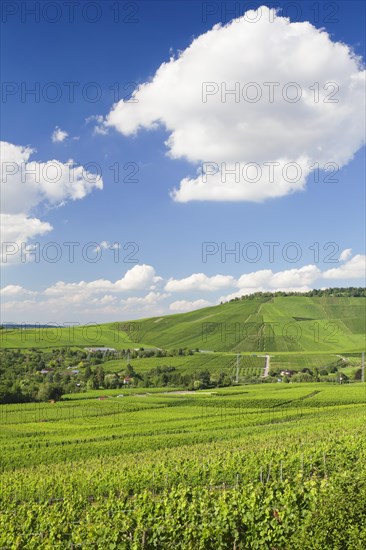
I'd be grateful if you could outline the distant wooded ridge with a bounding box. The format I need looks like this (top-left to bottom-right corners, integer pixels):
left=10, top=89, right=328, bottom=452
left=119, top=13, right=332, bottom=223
left=224, top=287, right=366, bottom=303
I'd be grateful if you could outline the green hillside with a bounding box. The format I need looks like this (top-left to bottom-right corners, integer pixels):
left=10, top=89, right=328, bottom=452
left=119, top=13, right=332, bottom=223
left=129, top=296, right=366, bottom=353
left=0, top=323, right=147, bottom=350
left=1, top=295, right=365, bottom=352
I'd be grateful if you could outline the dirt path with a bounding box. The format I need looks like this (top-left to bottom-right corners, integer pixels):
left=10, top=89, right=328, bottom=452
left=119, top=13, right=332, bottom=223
left=263, top=355, right=270, bottom=377
left=257, top=354, right=271, bottom=377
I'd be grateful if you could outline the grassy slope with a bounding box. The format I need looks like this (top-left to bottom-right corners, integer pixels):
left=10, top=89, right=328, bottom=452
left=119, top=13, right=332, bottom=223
left=1, top=296, right=365, bottom=353
left=0, top=323, right=149, bottom=350
left=132, top=296, right=366, bottom=353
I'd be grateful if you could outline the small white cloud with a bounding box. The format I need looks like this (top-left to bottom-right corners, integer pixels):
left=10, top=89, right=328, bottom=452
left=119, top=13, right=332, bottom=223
left=94, top=125, right=109, bottom=136
left=121, top=291, right=169, bottom=307
left=85, top=115, right=108, bottom=135
left=116, top=264, right=162, bottom=291
left=339, top=248, right=352, bottom=261
left=95, top=241, right=121, bottom=252
left=236, top=265, right=321, bottom=290
left=165, top=273, right=235, bottom=292
left=169, top=299, right=211, bottom=312
left=270, top=265, right=321, bottom=288
left=219, top=265, right=323, bottom=302
left=322, top=254, right=366, bottom=279
left=0, top=214, right=53, bottom=264
left=52, top=127, right=69, bottom=143
left=89, top=294, right=117, bottom=305
left=0, top=285, right=36, bottom=297
left=1, top=213, right=52, bottom=243
left=1, top=141, right=103, bottom=262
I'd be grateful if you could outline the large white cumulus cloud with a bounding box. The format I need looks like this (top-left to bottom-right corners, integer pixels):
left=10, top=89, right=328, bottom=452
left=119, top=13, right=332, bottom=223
left=106, top=6, right=365, bottom=202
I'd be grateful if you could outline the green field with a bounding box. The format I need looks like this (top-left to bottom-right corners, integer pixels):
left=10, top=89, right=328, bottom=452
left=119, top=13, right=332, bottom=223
left=1, top=295, right=365, bottom=547
left=2, top=296, right=364, bottom=352
left=1, top=383, right=366, bottom=548
left=102, top=352, right=266, bottom=379
left=0, top=322, right=148, bottom=350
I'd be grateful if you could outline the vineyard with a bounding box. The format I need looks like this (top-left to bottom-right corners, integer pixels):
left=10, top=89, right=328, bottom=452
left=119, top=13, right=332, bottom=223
left=1, top=383, right=366, bottom=548
left=1, top=296, right=365, bottom=547
left=1, top=295, right=365, bottom=353
left=103, top=353, right=266, bottom=378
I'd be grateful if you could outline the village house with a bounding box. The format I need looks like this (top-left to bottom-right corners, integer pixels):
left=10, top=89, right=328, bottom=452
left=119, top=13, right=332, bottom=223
left=84, top=347, right=116, bottom=353
left=280, top=370, right=295, bottom=377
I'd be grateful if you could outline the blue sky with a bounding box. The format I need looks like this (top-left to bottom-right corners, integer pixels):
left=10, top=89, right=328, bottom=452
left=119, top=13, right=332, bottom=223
left=1, top=1, right=365, bottom=323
